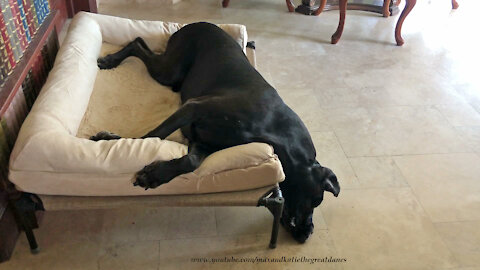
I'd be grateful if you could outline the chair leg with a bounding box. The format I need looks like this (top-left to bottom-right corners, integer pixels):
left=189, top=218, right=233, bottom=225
left=383, top=0, right=391, bottom=17
left=10, top=193, right=44, bottom=254
left=258, top=186, right=284, bottom=249
left=331, top=0, right=347, bottom=44
left=452, top=0, right=459, bottom=9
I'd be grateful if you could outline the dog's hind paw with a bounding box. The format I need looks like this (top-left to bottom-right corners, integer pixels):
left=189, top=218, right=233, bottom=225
left=90, top=131, right=122, bottom=141
left=97, top=56, right=120, bottom=70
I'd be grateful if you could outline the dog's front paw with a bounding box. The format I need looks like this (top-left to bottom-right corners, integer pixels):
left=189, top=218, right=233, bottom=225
left=97, top=55, right=120, bottom=70
left=133, top=161, right=171, bottom=190
left=90, top=131, right=122, bottom=141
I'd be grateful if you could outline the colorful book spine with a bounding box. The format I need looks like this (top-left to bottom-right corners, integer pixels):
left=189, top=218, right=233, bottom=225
left=0, top=122, right=10, bottom=189
left=0, top=16, right=17, bottom=73
left=32, top=0, right=44, bottom=25
left=22, top=0, right=35, bottom=37
left=0, top=12, right=15, bottom=73
left=8, top=0, right=28, bottom=51
left=28, top=0, right=39, bottom=30
left=21, top=68, right=35, bottom=109
left=0, top=0, right=23, bottom=62
left=0, top=61, right=6, bottom=86
left=16, top=0, right=31, bottom=42
left=0, top=40, right=9, bottom=84
left=31, top=53, right=42, bottom=95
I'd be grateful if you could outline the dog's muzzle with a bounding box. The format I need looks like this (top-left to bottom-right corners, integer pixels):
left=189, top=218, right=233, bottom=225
left=281, top=205, right=314, bottom=243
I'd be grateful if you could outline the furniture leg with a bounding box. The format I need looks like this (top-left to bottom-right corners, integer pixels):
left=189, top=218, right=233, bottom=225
left=382, top=0, right=391, bottom=17
left=286, top=0, right=295, bottom=12
left=258, top=186, right=284, bottom=249
left=10, top=193, right=44, bottom=254
left=222, top=0, right=230, bottom=8
left=313, top=0, right=327, bottom=16
left=395, top=0, right=416, bottom=46
left=452, top=0, right=459, bottom=9
left=331, top=0, right=347, bottom=44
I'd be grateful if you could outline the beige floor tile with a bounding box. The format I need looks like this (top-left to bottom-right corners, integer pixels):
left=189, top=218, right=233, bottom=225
left=100, top=207, right=217, bottom=244
left=1, top=236, right=101, bottom=270
left=435, top=103, right=480, bottom=127
left=278, top=88, right=332, bottom=132
left=348, top=156, right=409, bottom=188
left=394, top=153, right=480, bottom=222
left=455, top=126, right=480, bottom=153
left=159, top=230, right=343, bottom=270
left=215, top=207, right=274, bottom=236
left=215, top=206, right=327, bottom=237
left=435, top=221, right=480, bottom=268
left=325, top=106, right=470, bottom=156
left=321, top=188, right=458, bottom=270
left=310, top=132, right=361, bottom=189
left=98, top=241, right=160, bottom=270
left=2, top=210, right=105, bottom=270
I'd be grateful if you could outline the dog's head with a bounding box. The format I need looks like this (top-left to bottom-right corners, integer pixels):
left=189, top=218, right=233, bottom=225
left=281, top=162, right=339, bottom=243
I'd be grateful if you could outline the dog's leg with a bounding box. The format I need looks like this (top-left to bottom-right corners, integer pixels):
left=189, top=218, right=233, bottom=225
left=97, top=37, right=154, bottom=70
left=98, top=36, right=192, bottom=90
left=90, top=131, right=122, bottom=141
left=141, top=95, right=219, bottom=139
left=134, top=143, right=212, bottom=189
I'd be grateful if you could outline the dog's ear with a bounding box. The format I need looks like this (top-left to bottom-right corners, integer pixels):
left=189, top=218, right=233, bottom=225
left=324, top=173, right=340, bottom=197
left=313, top=164, right=340, bottom=197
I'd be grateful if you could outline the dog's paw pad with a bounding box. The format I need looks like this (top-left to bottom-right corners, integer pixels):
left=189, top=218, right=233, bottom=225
left=90, top=131, right=121, bottom=141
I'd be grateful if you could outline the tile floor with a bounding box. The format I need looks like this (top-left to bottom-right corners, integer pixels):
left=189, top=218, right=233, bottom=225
left=3, top=0, right=480, bottom=269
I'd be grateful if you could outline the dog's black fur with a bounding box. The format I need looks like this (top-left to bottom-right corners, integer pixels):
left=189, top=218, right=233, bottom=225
left=92, top=22, right=340, bottom=243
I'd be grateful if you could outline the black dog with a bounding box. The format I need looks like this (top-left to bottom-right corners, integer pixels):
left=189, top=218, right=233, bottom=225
left=92, top=22, right=340, bottom=243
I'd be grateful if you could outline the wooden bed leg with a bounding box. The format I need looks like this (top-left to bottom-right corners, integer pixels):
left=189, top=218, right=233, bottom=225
left=222, top=0, right=230, bottom=8
left=10, top=193, right=44, bottom=254
left=258, top=186, right=284, bottom=249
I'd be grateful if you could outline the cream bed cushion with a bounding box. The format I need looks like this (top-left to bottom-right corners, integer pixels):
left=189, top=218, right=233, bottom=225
left=8, top=12, right=284, bottom=196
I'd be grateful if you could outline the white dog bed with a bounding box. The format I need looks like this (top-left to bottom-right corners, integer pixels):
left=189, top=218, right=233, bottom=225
left=8, top=12, right=284, bottom=196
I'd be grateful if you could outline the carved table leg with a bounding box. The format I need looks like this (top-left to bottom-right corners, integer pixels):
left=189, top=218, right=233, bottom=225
left=313, top=0, right=327, bottom=16
left=452, top=0, right=459, bottom=9
left=222, top=0, right=230, bottom=8
left=394, top=0, right=416, bottom=46
left=286, top=0, right=295, bottom=12
left=331, top=0, right=347, bottom=44
left=383, top=0, right=391, bottom=17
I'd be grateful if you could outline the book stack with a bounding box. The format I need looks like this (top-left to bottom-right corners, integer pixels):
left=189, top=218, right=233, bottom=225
left=0, top=0, right=51, bottom=86
left=0, top=29, right=57, bottom=188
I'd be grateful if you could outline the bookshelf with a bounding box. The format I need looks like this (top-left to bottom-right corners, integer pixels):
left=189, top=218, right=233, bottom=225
left=0, top=11, right=60, bottom=117
left=1, top=0, right=97, bottom=262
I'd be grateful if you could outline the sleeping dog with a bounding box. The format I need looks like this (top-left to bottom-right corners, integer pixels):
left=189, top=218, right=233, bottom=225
left=91, top=22, right=340, bottom=243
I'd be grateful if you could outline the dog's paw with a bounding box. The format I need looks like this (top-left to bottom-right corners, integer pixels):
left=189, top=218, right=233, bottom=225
left=133, top=161, right=177, bottom=190
left=133, top=161, right=165, bottom=190
left=90, top=131, right=122, bottom=141
left=97, top=55, right=120, bottom=70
